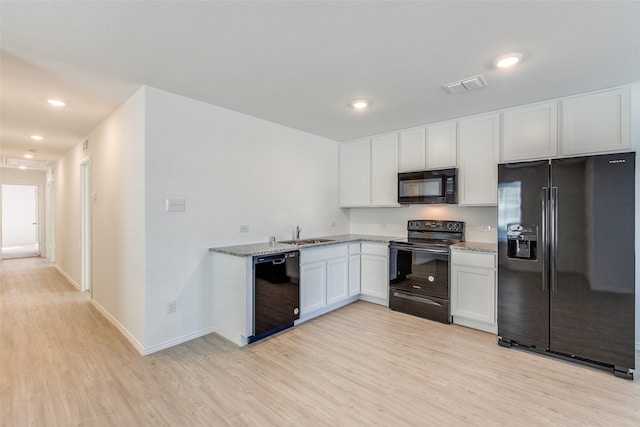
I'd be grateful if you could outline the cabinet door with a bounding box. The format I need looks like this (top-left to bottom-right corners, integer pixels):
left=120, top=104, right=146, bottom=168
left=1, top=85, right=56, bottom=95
left=300, top=261, right=326, bottom=314
left=451, top=264, right=496, bottom=325
left=458, top=113, right=500, bottom=206
left=326, top=257, right=349, bottom=305
left=399, top=127, right=426, bottom=172
left=502, top=101, right=558, bottom=161
left=360, top=254, right=388, bottom=301
left=339, top=138, right=371, bottom=207
left=560, top=87, right=630, bottom=156
left=348, top=253, right=361, bottom=297
left=427, top=120, right=457, bottom=168
left=371, top=133, right=400, bottom=207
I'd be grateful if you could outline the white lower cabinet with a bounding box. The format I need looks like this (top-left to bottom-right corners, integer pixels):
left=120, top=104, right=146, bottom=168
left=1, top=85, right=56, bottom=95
left=359, top=243, right=389, bottom=306
left=299, top=244, right=351, bottom=321
left=326, top=256, right=349, bottom=305
left=300, top=260, right=326, bottom=314
left=348, top=243, right=361, bottom=297
left=450, top=249, right=497, bottom=334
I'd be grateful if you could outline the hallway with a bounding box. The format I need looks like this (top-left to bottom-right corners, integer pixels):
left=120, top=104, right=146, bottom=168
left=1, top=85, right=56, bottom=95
left=1, top=258, right=639, bottom=426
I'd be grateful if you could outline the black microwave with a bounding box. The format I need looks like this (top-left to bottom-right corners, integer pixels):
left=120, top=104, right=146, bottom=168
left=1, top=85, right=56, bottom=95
left=397, top=168, right=457, bottom=204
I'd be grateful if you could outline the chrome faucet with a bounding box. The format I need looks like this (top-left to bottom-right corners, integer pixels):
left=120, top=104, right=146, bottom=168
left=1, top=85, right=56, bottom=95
left=295, top=225, right=301, bottom=240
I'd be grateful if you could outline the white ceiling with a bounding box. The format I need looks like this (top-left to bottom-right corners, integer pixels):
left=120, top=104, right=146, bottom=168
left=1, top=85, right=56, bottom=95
left=1, top=1, right=639, bottom=163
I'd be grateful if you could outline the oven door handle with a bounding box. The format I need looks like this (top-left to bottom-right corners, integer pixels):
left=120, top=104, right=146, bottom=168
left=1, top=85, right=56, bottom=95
left=389, top=244, right=449, bottom=255
left=392, top=292, right=443, bottom=306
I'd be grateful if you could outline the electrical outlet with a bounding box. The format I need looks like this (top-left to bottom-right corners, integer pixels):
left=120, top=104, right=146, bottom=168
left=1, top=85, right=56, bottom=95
left=239, top=225, right=250, bottom=233
left=331, top=221, right=337, bottom=228
left=480, top=225, right=492, bottom=232
left=381, top=223, right=388, bottom=229
left=165, top=198, right=185, bottom=212
left=166, top=300, right=176, bottom=315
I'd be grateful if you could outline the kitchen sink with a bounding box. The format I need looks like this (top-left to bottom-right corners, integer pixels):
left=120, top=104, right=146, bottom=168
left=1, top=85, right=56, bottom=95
left=279, top=238, right=335, bottom=245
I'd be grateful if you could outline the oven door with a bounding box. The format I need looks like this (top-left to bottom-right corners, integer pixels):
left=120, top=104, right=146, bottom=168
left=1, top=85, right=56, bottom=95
left=389, top=245, right=449, bottom=299
left=389, top=244, right=451, bottom=323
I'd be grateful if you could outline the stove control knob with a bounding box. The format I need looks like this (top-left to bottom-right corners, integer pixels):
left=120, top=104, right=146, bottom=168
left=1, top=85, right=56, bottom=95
left=447, top=223, right=460, bottom=231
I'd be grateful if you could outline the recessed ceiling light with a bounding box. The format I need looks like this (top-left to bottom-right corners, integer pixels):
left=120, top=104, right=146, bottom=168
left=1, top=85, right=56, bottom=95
left=350, top=100, right=370, bottom=109
left=19, top=166, right=27, bottom=170
left=495, top=53, right=523, bottom=68
left=47, top=99, right=66, bottom=107
left=31, top=135, right=44, bottom=140
left=24, top=154, right=34, bottom=159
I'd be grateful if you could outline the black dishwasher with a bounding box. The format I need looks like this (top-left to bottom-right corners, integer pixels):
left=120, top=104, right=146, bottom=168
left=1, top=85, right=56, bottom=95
left=249, top=251, right=300, bottom=343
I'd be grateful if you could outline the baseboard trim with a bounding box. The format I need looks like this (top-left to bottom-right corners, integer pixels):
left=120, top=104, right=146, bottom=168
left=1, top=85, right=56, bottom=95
left=141, top=327, right=215, bottom=356
left=91, top=299, right=145, bottom=355
left=54, top=264, right=80, bottom=290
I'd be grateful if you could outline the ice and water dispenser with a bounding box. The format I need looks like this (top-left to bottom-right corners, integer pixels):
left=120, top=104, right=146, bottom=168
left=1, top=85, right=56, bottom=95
left=507, top=224, right=537, bottom=260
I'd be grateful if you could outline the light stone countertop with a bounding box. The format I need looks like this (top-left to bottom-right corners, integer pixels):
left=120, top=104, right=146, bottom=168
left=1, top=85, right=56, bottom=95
left=451, top=241, right=497, bottom=253
left=209, top=234, right=404, bottom=257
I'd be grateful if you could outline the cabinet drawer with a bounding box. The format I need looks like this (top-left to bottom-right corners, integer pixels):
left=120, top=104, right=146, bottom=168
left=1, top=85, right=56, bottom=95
left=361, top=243, right=388, bottom=256
left=452, top=251, right=495, bottom=269
left=348, top=243, right=361, bottom=255
left=389, top=291, right=450, bottom=324
left=300, top=244, right=348, bottom=264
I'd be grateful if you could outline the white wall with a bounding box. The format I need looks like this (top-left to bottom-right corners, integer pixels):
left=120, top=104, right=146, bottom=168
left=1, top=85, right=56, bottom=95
left=54, top=87, right=147, bottom=349
left=88, top=88, right=147, bottom=350
left=55, top=143, right=84, bottom=285
left=143, top=86, right=347, bottom=352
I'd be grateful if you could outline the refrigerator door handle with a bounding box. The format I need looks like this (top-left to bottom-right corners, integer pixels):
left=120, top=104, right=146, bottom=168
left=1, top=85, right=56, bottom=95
left=549, top=187, right=558, bottom=293
left=542, top=187, right=549, bottom=291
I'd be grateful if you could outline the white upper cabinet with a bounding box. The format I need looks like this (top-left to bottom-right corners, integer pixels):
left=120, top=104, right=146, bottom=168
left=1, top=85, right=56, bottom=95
left=398, top=127, right=426, bottom=172
left=340, top=85, right=634, bottom=208
left=427, top=120, right=457, bottom=169
left=501, top=101, right=558, bottom=162
left=339, top=138, right=371, bottom=207
left=398, top=121, right=456, bottom=172
left=458, top=113, right=500, bottom=206
left=560, top=87, right=630, bottom=156
left=371, top=133, right=400, bottom=207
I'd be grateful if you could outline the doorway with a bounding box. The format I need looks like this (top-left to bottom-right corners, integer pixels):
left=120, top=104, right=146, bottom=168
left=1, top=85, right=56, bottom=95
left=1, top=184, right=40, bottom=259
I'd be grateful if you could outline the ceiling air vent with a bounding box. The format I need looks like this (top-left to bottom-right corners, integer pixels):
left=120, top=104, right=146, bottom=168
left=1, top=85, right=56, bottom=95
left=443, top=75, right=487, bottom=94
left=2, top=157, right=51, bottom=170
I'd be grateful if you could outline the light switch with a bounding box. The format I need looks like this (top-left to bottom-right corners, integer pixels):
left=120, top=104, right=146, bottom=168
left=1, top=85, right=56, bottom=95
left=165, top=198, right=186, bottom=212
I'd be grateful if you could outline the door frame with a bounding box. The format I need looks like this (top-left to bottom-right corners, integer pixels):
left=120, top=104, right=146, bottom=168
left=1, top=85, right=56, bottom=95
left=80, top=158, right=92, bottom=293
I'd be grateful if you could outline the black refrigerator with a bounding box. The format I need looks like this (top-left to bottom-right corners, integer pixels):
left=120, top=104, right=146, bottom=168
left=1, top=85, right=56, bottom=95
left=497, top=152, right=636, bottom=379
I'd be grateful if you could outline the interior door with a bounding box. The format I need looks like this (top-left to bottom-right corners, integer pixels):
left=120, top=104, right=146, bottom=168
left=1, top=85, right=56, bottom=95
left=1, top=184, right=40, bottom=259
left=549, top=153, right=635, bottom=370
left=497, top=161, right=549, bottom=349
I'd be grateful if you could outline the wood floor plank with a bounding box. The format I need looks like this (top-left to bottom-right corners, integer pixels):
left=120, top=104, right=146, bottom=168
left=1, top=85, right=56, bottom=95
left=1, top=257, right=639, bottom=426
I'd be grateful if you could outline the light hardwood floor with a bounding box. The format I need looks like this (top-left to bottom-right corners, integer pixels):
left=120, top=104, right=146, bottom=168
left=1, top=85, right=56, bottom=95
left=2, top=258, right=639, bottom=426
